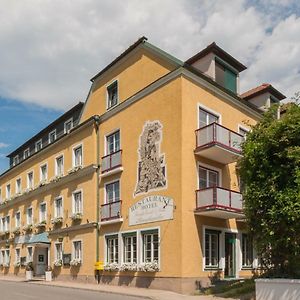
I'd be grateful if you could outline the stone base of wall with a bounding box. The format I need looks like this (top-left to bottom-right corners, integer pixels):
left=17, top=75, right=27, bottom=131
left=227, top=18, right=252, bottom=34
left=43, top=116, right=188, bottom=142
left=52, top=273, right=212, bottom=294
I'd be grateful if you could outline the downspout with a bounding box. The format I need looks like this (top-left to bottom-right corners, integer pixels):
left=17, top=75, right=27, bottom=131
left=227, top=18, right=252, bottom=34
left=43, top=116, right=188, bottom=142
left=93, top=115, right=101, bottom=264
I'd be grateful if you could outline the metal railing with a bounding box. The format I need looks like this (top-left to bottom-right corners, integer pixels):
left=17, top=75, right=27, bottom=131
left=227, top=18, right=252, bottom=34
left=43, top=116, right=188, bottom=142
left=196, top=186, right=243, bottom=212
left=101, top=200, right=122, bottom=221
left=195, top=123, right=243, bottom=153
left=101, top=150, right=122, bottom=173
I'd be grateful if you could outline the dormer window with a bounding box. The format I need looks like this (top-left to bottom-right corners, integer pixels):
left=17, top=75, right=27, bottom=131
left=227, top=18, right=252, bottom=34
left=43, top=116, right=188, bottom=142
left=215, top=59, right=237, bottom=93
left=35, top=139, right=42, bottom=152
left=23, top=148, right=30, bottom=159
left=270, top=96, right=279, bottom=106
left=13, top=155, right=19, bottom=166
left=64, top=118, right=73, bottom=133
left=107, top=80, right=118, bottom=109
left=49, top=130, right=56, bottom=144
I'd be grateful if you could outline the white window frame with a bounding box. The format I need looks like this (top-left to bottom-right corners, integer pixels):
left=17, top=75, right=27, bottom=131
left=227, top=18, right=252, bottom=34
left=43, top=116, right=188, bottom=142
left=39, top=202, right=47, bottom=222
left=198, top=103, right=222, bottom=129
left=48, top=129, right=57, bottom=144
left=15, top=248, right=21, bottom=264
left=23, top=148, right=30, bottom=159
left=40, top=163, right=48, bottom=182
left=5, top=249, right=10, bottom=265
left=141, top=230, right=160, bottom=263
left=238, top=124, right=250, bottom=137
left=64, top=118, right=73, bottom=133
left=15, top=178, right=22, bottom=194
left=54, top=196, right=63, bottom=218
left=104, top=179, right=120, bottom=204
left=15, top=211, right=21, bottom=228
left=27, top=206, right=33, bottom=225
left=27, top=171, right=34, bottom=189
left=54, top=242, right=63, bottom=261
left=27, top=246, right=33, bottom=262
left=0, top=250, right=5, bottom=265
left=72, top=240, right=83, bottom=262
left=6, top=183, right=11, bottom=199
left=55, top=154, right=64, bottom=176
left=105, top=129, right=121, bottom=155
left=35, top=139, right=42, bottom=152
left=72, top=189, right=83, bottom=214
left=106, top=79, right=119, bottom=110
left=5, top=215, right=10, bottom=232
left=105, top=234, right=119, bottom=264
left=123, top=233, right=137, bottom=264
left=197, top=162, right=222, bottom=188
left=13, top=155, right=19, bottom=166
left=72, top=144, right=83, bottom=167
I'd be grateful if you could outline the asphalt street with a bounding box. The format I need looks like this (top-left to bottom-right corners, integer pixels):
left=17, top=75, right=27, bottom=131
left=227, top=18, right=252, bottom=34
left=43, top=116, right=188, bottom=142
left=0, top=281, right=147, bottom=300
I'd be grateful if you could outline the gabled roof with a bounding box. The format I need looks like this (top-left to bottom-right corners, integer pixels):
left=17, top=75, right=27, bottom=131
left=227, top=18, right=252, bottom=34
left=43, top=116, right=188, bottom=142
left=90, top=36, right=183, bottom=82
left=241, top=83, right=286, bottom=101
left=185, top=42, right=247, bottom=72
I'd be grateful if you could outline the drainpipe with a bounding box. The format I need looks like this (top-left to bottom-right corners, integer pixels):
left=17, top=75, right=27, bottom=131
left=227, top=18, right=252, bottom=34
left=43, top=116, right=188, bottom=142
left=93, top=115, right=101, bottom=269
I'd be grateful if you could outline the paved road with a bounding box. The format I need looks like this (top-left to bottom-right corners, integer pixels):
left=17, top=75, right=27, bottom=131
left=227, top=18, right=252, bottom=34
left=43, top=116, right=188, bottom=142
left=0, top=281, right=146, bottom=300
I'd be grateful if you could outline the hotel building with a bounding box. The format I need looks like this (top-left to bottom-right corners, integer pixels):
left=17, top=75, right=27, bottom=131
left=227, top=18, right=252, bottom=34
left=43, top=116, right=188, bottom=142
left=0, top=37, right=285, bottom=293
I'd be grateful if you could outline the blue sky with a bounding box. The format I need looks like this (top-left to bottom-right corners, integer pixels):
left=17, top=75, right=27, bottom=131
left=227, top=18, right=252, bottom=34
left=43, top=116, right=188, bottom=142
left=0, top=0, right=299, bottom=173
left=0, top=98, right=62, bottom=172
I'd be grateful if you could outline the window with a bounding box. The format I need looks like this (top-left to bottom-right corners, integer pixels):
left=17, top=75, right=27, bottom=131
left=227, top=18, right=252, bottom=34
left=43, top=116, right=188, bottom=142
left=23, top=148, right=30, bottom=159
left=242, top=234, right=253, bottom=268
left=4, top=249, right=10, bottom=265
left=16, top=178, right=21, bottom=194
left=27, top=207, right=33, bottom=225
left=199, top=166, right=219, bottom=189
left=35, top=139, right=42, bottom=152
left=64, top=118, right=73, bottom=133
left=73, top=145, right=82, bottom=167
left=15, top=248, right=20, bottom=264
left=56, top=155, right=64, bottom=176
left=39, top=202, right=47, bottom=222
left=27, top=246, right=33, bottom=262
left=215, top=59, right=237, bottom=93
left=106, top=235, right=118, bottom=263
left=270, top=96, right=279, bottom=106
left=55, top=243, right=63, bottom=261
left=27, top=171, right=34, bottom=189
left=73, top=191, right=82, bottom=214
left=205, top=229, right=220, bottom=268
left=0, top=250, right=4, bottom=265
left=73, top=241, right=82, bottom=261
left=142, top=230, right=159, bottom=263
left=54, top=197, right=63, bottom=218
left=6, top=184, right=11, bottom=198
left=105, top=181, right=120, bottom=203
left=107, top=81, right=118, bottom=109
left=238, top=127, right=249, bottom=138
left=0, top=217, right=5, bottom=232
left=40, top=164, right=48, bottom=181
left=106, top=130, right=120, bottom=154
left=15, top=211, right=21, bottom=228
left=5, top=215, right=10, bottom=232
left=199, top=108, right=219, bottom=128
left=123, top=234, right=137, bottom=263
left=49, top=130, right=56, bottom=143
left=13, top=155, right=19, bottom=166
left=0, top=189, right=2, bottom=203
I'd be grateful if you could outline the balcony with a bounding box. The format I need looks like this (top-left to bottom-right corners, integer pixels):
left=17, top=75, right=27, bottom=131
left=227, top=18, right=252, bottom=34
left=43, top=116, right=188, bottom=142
left=100, top=200, right=123, bottom=224
left=195, top=186, right=244, bottom=219
left=101, top=150, right=123, bottom=177
left=195, top=123, right=243, bottom=164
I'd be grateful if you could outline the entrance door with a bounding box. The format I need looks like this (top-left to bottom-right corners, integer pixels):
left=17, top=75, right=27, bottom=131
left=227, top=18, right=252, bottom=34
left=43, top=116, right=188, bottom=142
left=225, top=233, right=236, bottom=277
left=35, top=247, right=47, bottom=276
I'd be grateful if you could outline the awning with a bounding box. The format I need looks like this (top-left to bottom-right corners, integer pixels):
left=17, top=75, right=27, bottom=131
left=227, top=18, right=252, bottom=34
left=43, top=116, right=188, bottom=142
left=27, top=232, right=50, bottom=244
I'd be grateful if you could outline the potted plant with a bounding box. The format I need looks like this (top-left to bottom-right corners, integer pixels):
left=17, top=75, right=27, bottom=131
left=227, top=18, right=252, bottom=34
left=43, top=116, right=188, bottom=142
left=25, top=261, right=33, bottom=281
left=53, top=259, right=62, bottom=267
left=45, top=266, right=52, bottom=281
left=70, top=258, right=81, bottom=267
left=70, top=212, right=83, bottom=221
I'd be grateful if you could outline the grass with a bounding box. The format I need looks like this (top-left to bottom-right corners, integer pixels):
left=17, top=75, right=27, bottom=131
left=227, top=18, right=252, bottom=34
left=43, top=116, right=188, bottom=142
left=197, top=278, right=255, bottom=299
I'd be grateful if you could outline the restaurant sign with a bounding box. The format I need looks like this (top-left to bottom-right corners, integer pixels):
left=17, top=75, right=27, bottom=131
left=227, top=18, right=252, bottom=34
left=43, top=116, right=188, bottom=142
left=129, top=195, right=174, bottom=226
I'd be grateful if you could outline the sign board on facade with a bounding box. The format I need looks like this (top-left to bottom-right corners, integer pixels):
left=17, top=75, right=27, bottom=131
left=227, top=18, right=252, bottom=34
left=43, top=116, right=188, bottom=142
left=129, top=195, right=174, bottom=226
left=63, top=254, right=71, bottom=266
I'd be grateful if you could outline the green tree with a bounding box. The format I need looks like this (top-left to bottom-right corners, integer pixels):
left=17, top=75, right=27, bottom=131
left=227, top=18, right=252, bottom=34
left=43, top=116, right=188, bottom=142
left=238, top=103, right=300, bottom=277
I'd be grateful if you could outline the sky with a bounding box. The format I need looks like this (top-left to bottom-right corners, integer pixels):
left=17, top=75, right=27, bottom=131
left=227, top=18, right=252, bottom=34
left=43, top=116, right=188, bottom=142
left=0, top=0, right=300, bottom=172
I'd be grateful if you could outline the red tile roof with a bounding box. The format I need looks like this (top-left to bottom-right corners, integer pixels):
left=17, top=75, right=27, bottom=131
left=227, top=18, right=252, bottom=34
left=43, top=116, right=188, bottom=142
left=241, top=83, right=286, bottom=101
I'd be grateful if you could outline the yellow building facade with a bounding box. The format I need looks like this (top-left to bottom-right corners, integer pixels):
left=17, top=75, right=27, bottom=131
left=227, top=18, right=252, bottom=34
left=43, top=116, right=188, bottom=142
left=0, top=37, right=285, bottom=293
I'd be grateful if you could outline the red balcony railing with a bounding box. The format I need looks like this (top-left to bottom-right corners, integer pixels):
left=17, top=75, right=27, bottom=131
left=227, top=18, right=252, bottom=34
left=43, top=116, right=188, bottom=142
left=101, top=200, right=122, bottom=221
left=195, top=123, right=243, bottom=153
left=101, top=150, right=122, bottom=173
left=196, top=186, right=243, bottom=212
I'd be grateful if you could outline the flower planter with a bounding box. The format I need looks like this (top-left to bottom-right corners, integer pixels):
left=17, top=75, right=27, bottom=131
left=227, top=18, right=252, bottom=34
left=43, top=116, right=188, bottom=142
left=255, top=279, right=300, bottom=300
left=45, top=271, right=52, bottom=282
left=26, top=270, right=33, bottom=281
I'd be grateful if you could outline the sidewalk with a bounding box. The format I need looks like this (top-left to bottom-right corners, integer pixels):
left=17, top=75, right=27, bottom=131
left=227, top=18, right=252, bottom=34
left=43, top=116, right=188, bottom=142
left=0, top=275, right=234, bottom=300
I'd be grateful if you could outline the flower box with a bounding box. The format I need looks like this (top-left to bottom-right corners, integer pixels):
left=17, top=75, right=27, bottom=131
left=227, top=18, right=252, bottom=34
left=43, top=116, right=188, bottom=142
left=14, top=261, right=21, bottom=268
left=13, top=227, right=21, bottom=235
left=38, top=180, right=47, bottom=188
left=68, top=166, right=82, bottom=175
left=51, top=217, right=63, bottom=225
left=24, top=188, right=33, bottom=194
left=70, top=259, right=81, bottom=267
left=49, top=175, right=63, bottom=183
left=3, top=263, right=10, bottom=268
left=104, top=262, right=120, bottom=271
left=54, top=259, right=62, bottom=267
left=23, top=224, right=33, bottom=232
left=70, top=212, right=83, bottom=221
left=35, top=221, right=47, bottom=229
left=139, top=260, right=159, bottom=272
left=119, top=262, right=138, bottom=272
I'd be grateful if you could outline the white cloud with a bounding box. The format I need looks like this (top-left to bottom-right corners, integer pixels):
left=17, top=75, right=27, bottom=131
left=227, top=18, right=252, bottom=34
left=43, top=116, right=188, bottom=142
left=0, top=0, right=299, bottom=110
left=0, top=143, right=9, bottom=149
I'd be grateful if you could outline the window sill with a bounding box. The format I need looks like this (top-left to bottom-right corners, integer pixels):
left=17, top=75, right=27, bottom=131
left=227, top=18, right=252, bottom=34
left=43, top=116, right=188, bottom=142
left=204, top=267, right=222, bottom=271
left=241, top=266, right=253, bottom=270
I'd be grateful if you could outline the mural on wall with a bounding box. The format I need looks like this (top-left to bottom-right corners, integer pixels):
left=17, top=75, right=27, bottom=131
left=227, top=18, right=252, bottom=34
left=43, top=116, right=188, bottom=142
left=134, top=121, right=167, bottom=196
